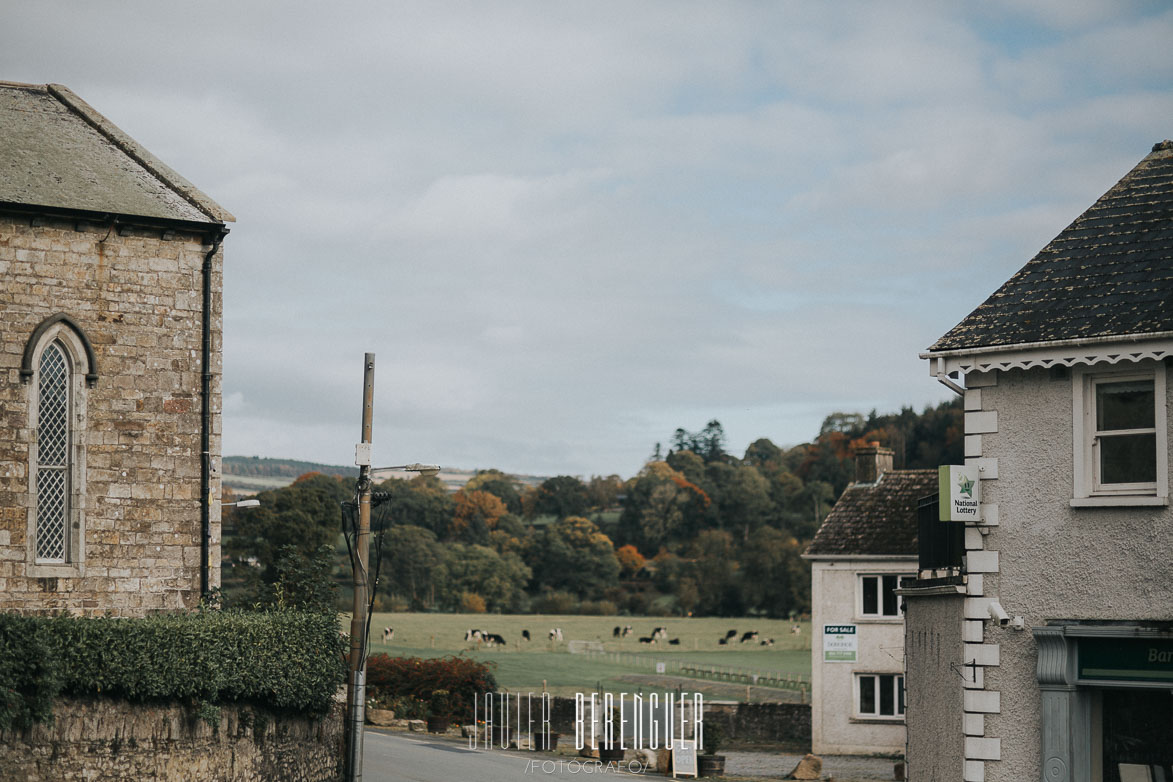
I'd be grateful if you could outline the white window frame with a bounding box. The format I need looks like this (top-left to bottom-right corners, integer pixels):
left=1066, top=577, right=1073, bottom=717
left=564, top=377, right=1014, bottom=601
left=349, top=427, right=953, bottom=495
left=26, top=323, right=88, bottom=576
left=855, top=672, right=905, bottom=720
left=1072, top=364, right=1168, bottom=507
left=857, top=573, right=909, bottom=619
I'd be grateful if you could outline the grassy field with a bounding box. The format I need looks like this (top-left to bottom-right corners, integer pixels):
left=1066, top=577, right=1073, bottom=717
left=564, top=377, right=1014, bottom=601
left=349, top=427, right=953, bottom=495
left=365, top=613, right=811, bottom=701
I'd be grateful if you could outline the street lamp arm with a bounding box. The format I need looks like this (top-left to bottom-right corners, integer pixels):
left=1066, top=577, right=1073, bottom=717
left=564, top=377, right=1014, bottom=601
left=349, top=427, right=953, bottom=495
left=375, top=463, right=441, bottom=476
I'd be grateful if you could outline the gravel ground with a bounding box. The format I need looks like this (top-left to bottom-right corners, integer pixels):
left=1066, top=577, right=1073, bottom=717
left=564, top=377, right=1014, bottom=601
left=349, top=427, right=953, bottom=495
left=722, top=749, right=900, bottom=781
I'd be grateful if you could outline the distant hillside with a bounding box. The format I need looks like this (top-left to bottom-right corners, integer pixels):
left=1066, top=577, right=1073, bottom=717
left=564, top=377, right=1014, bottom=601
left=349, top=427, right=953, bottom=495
left=222, top=456, right=356, bottom=494
left=224, top=456, right=357, bottom=479
left=223, top=456, right=549, bottom=495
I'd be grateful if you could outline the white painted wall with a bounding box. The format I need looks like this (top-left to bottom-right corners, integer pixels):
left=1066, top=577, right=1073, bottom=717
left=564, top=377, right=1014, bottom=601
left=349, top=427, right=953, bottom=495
left=810, top=557, right=914, bottom=756
left=962, top=362, right=1173, bottom=782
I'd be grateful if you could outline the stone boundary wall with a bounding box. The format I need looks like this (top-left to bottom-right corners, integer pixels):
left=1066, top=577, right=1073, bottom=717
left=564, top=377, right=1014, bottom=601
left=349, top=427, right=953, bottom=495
left=705, top=701, right=811, bottom=748
left=543, top=696, right=810, bottom=749
left=0, top=697, right=342, bottom=782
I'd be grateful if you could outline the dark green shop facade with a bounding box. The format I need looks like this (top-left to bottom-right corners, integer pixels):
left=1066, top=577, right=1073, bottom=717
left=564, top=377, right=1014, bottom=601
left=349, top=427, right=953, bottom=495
left=1035, top=624, right=1173, bottom=782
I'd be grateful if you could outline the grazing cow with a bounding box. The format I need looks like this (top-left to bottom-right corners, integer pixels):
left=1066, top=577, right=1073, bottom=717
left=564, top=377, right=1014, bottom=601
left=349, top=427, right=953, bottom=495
left=638, top=636, right=656, bottom=645
left=651, top=627, right=667, bottom=641
left=724, top=629, right=738, bottom=640
left=622, top=625, right=633, bottom=638
left=740, top=631, right=759, bottom=643
left=548, top=628, right=564, bottom=642
left=668, top=638, right=681, bottom=645
left=382, top=627, right=394, bottom=642
left=791, top=624, right=802, bottom=635
left=464, top=629, right=483, bottom=643
left=522, top=630, right=531, bottom=641
left=613, top=626, right=622, bottom=638
left=760, top=638, right=775, bottom=647
left=482, top=633, right=506, bottom=647
left=718, top=637, right=728, bottom=645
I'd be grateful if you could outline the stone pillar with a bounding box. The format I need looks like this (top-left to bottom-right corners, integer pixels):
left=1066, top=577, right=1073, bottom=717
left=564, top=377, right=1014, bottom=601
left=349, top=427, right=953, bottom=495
left=1034, top=627, right=1091, bottom=782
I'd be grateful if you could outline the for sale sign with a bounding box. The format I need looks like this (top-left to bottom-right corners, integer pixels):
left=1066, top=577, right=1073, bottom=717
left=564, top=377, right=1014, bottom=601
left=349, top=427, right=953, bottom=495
left=823, top=625, right=858, bottom=663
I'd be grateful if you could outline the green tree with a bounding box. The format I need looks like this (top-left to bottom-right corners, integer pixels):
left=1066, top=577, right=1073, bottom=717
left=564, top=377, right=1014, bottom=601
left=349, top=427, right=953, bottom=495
left=372, top=475, right=454, bottom=537
left=226, top=473, right=350, bottom=585
left=442, top=544, right=530, bottom=612
left=530, top=476, right=589, bottom=520
left=740, top=528, right=809, bottom=616
left=529, top=516, right=619, bottom=599
left=379, top=525, right=448, bottom=609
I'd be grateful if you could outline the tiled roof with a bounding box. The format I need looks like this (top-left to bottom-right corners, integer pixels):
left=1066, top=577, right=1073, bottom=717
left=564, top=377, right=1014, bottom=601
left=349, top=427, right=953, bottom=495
left=928, top=141, right=1173, bottom=352
left=0, top=81, right=232, bottom=224
left=804, top=469, right=937, bottom=557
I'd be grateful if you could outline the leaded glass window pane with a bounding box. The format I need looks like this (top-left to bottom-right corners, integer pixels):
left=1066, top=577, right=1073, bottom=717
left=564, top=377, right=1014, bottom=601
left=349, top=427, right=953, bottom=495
left=36, top=342, right=69, bottom=562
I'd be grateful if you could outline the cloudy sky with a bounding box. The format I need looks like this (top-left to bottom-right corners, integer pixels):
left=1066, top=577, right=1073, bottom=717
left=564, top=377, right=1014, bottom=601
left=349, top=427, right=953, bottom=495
left=5, top=1, right=1173, bottom=479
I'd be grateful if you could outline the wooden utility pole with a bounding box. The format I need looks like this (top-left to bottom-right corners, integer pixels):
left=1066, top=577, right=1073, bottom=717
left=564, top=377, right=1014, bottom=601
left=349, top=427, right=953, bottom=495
left=346, top=353, right=375, bottom=782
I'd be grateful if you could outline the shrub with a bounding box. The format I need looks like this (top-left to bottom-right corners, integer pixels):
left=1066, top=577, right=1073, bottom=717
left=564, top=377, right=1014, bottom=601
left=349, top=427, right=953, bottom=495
left=578, top=600, right=618, bottom=616
left=0, top=614, right=61, bottom=730
left=460, top=592, right=487, bottom=614
left=532, top=591, right=578, bottom=614
left=365, top=655, right=496, bottom=723
left=0, top=610, right=347, bottom=730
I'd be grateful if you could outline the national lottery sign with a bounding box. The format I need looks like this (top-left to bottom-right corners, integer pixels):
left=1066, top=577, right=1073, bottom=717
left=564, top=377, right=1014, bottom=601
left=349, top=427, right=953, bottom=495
left=939, top=465, right=981, bottom=522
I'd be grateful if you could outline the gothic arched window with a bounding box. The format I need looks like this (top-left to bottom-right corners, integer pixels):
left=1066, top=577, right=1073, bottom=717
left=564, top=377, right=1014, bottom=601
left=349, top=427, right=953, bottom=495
left=35, top=340, right=71, bottom=562
left=22, top=314, right=95, bottom=573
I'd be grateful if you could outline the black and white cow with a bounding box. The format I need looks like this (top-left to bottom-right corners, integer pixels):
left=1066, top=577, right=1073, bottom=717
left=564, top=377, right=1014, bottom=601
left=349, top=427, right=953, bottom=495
left=760, top=638, right=775, bottom=646
left=482, top=632, right=506, bottom=647
left=668, top=638, right=681, bottom=645
left=724, top=629, right=738, bottom=641
left=651, top=627, right=667, bottom=641
left=638, top=636, right=656, bottom=645
left=382, top=627, right=394, bottom=642
left=522, top=629, right=531, bottom=641
left=718, top=637, right=728, bottom=645
left=464, top=629, right=483, bottom=643
left=739, top=630, right=759, bottom=643
left=548, top=628, right=564, bottom=642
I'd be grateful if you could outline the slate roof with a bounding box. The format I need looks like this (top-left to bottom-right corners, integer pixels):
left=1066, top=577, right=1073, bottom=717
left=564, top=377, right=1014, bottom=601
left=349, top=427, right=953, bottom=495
left=804, top=469, right=937, bottom=558
left=928, top=140, right=1173, bottom=353
left=0, top=81, right=232, bottom=225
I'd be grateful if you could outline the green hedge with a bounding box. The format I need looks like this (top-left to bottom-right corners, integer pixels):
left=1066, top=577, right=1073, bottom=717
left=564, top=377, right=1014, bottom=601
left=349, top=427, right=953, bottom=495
left=0, top=610, right=346, bottom=730
left=365, top=654, right=497, bottom=722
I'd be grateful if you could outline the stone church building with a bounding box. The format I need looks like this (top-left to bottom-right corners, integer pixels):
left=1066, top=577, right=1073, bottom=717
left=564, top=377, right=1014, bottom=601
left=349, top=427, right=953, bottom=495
left=0, top=81, right=233, bottom=615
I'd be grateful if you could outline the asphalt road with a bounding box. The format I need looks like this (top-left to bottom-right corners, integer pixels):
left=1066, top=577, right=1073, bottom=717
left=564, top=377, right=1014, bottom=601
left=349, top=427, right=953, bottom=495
left=361, top=729, right=644, bottom=782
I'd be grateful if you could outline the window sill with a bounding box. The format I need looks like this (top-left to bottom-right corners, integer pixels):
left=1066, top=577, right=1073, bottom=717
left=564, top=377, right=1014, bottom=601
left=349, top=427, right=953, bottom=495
left=27, top=562, right=84, bottom=578
left=854, top=617, right=904, bottom=624
left=850, top=717, right=905, bottom=724
left=1069, top=496, right=1168, bottom=508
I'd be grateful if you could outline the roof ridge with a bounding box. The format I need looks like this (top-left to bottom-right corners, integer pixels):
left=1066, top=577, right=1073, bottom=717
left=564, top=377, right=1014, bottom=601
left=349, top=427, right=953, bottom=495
left=44, top=83, right=234, bottom=224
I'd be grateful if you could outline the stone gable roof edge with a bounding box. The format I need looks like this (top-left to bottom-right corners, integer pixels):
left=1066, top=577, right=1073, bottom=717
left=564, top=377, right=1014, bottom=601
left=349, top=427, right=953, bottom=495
left=45, top=83, right=235, bottom=224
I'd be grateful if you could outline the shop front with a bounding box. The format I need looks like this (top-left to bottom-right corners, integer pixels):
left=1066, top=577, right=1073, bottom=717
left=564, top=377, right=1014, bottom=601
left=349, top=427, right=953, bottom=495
left=1035, top=625, right=1173, bottom=782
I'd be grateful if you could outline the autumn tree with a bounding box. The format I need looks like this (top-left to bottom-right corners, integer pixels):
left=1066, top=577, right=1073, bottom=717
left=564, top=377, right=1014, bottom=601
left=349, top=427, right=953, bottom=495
left=615, top=544, right=647, bottom=578
left=449, top=489, right=508, bottom=544
left=465, top=469, right=523, bottom=515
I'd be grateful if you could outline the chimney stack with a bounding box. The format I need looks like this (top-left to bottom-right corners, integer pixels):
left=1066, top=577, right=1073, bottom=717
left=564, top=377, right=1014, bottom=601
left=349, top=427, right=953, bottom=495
left=854, top=442, right=894, bottom=484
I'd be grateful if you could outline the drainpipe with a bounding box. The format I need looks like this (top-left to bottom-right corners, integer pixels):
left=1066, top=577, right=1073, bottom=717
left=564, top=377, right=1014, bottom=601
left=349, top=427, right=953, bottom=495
left=200, top=227, right=228, bottom=601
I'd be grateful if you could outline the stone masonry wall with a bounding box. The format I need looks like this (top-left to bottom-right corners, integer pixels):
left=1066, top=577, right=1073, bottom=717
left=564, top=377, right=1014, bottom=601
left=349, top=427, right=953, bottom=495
left=0, top=213, right=223, bottom=614
left=0, top=697, right=342, bottom=782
